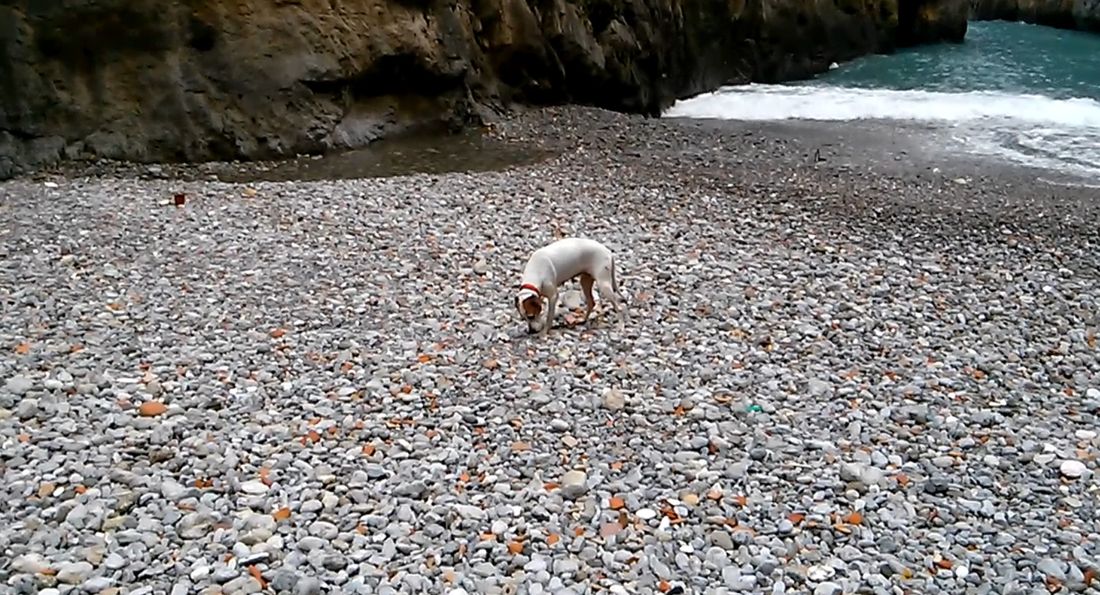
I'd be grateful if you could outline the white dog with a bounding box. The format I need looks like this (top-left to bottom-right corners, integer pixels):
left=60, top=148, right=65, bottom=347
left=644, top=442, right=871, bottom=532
left=515, top=237, right=626, bottom=335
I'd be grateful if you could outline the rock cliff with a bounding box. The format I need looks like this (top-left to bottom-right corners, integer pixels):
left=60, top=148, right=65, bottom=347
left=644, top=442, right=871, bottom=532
left=969, top=0, right=1100, bottom=31
left=0, top=0, right=967, bottom=179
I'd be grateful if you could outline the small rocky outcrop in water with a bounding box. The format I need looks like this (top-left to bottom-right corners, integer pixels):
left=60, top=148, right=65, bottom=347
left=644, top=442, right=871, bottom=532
left=970, top=0, right=1100, bottom=31
left=0, top=0, right=967, bottom=179
left=901, top=0, right=972, bottom=45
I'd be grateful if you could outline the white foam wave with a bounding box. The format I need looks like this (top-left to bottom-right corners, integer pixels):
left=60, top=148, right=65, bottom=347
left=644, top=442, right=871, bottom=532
left=1037, top=177, right=1100, bottom=189
left=664, top=84, right=1100, bottom=182
left=663, top=84, right=1100, bottom=128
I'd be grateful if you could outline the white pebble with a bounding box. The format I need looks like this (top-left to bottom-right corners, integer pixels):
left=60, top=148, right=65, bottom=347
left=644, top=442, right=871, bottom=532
left=602, top=388, right=626, bottom=411
left=11, top=553, right=50, bottom=574
left=240, top=480, right=270, bottom=494
left=1061, top=460, right=1087, bottom=478
left=559, top=470, right=588, bottom=499
left=56, top=561, right=93, bottom=584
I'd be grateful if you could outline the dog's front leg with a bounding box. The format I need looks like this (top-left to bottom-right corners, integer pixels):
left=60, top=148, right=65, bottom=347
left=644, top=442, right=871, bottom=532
left=541, top=290, right=558, bottom=337
left=597, top=277, right=626, bottom=332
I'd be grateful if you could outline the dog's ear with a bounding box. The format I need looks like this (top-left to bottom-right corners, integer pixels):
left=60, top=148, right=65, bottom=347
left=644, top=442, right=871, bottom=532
left=521, top=295, right=542, bottom=317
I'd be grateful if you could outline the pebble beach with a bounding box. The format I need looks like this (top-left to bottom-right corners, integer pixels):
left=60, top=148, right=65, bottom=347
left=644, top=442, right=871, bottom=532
left=2, top=106, right=1100, bottom=595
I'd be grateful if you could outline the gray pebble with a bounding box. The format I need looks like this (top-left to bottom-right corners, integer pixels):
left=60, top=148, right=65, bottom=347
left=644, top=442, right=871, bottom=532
left=15, top=398, right=37, bottom=419
left=56, top=561, right=94, bottom=584
left=6, top=376, right=34, bottom=395
left=295, top=577, right=323, bottom=595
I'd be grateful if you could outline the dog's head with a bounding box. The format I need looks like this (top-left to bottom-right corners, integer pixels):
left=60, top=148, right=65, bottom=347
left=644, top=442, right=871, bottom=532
left=515, top=288, right=543, bottom=333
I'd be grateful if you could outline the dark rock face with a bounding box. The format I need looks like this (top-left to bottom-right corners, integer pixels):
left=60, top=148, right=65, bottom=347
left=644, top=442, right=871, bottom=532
left=901, top=0, right=972, bottom=45
left=970, top=0, right=1100, bottom=31
left=0, top=0, right=967, bottom=178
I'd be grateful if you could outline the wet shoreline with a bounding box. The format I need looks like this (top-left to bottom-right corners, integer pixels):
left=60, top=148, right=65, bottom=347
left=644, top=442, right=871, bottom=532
left=22, top=105, right=1099, bottom=194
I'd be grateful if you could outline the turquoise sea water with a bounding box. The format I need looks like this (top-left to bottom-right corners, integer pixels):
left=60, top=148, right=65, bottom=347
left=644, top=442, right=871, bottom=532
left=665, top=21, right=1100, bottom=180
left=813, top=21, right=1100, bottom=100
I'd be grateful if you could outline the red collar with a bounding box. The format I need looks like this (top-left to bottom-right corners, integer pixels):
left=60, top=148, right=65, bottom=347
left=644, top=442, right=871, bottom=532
left=519, top=283, right=541, bottom=296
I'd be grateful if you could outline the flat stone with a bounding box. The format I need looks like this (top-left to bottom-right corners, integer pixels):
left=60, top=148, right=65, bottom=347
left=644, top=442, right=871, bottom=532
left=839, top=463, right=862, bottom=482
left=295, top=577, right=323, bottom=595
left=104, top=553, right=127, bottom=570
left=56, top=561, right=94, bottom=584
left=308, top=521, right=338, bottom=539
left=240, top=480, right=270, bottom=495
left=11, top=553, right=50, bottom=574
left=6, top=376, right=34, bottom=395
left=161, top=479, right=189, bottom=501
left=1037, top=558, right=1067, bottom=581
left=708, top=530, right=735, bottom=550
left=454, top=504, right=485, bottom=520
left=297, top=536, right=326, bottom=551
left=1061, top=460, right=1087, bottom=478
